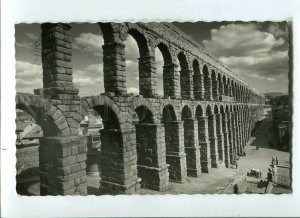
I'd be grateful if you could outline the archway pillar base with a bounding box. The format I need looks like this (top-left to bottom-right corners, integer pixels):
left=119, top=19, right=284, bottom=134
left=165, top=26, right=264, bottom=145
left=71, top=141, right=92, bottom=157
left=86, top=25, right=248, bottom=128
left=165, top=121, right=187, bottom=183
left=209, top=138, right=219, bottom=168
left=183, top=118, right=201, bottom=177
left=222, top=132, right=230, bottom=168
left=199, top=141, right=211, bottom=173
left=39, top=136, right=87, bottom=196
left=136, top=123, right=169, bottom=191
left=185, top=146, right=202, bottom=177
left=166, top=152, right=187, bottom=183
left=99, top=128, right=140, bottom=195
left=137, top=164, right=169, bottom=191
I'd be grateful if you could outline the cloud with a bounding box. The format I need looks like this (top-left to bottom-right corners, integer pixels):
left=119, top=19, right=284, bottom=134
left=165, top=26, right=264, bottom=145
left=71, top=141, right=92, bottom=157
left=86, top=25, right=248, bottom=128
left=127, top=87, right=139, bottom=94
left=267, top=23, right=288, bottom=39
left=202, top=23, right=289, bottom=88
left=73, top=32, right=103, bottom=55
left=203, top=23, right=284, bottom=57
left=25, top=33, right=39, bottom=41
left=124, top=35, right=140, bottom=61
left=73, top=63, right=104, bottom=96
left=15, top=61, right=43, bottom=93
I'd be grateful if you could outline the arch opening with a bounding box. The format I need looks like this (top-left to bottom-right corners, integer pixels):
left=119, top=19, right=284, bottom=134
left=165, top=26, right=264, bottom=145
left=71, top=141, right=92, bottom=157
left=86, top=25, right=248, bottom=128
left=193, top=60, right=203, bottom=100
left=156, top=43, right=173, bottom=98
left=178, top=52, right=189, bottom=99
left=134, top=105, right=162, bottom=190
left=71, top=24, right=104, bottom=97
left=124, top=33, right=140, bottom=95
left=206, top=105, right=218, bottom=167
left=211, top=70, right=218, bottom=101
left=203, top=65, right=211, bottom=101
left=15, top=109, right=43, bottom=195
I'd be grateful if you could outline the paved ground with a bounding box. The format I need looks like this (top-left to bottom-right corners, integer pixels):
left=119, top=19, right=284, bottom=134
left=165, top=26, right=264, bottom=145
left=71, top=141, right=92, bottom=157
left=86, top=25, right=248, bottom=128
left=19, top=108, right=291, bottom=195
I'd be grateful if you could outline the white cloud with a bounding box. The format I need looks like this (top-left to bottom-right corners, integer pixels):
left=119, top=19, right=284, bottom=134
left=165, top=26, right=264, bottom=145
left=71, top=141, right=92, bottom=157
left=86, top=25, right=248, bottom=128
left=127, top=87, right=139, bottom=94
left=16, top=61, right=43, bottom=93
left=73, top=63, right=104, bottom=96
left=73, top=32, right=103, bottom=55
left=202, top=23, right=289, bottom=86
left=203, top=23, right=284, bottom=57
left=124, top=35, right=139, bottom=61
left=25, top=33, right=39, bottom=41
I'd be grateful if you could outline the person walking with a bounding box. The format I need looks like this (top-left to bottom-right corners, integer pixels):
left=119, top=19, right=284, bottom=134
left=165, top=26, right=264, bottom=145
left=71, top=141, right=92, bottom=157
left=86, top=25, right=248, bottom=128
left=235, top=161, right=238, bottom=169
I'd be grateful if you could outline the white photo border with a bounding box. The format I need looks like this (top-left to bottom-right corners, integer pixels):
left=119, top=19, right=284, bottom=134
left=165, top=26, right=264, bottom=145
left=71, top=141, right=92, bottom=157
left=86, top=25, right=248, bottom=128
left=1, top=0, right=300, bottom=217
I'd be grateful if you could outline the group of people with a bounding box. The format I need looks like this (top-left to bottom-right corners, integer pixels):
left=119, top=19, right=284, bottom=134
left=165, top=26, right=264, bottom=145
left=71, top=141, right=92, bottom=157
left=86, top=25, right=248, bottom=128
left=272, top=156, right=279, bottom=165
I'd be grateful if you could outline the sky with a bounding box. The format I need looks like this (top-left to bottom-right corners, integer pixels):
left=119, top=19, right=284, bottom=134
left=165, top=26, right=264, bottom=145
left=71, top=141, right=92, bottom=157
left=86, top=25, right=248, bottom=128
left=15, top=22, right=289, bottom=97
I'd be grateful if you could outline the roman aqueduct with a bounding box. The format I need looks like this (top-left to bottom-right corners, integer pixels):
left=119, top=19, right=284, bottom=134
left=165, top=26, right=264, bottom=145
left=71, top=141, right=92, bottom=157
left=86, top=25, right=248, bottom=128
left=16, top=23, right=265, bottom=195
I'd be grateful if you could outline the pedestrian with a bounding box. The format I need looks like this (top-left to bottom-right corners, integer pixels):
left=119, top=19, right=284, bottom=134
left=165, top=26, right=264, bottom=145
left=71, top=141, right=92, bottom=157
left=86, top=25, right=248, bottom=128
left=272, top=156, right=275, bottom=165
left=244, top=151, right=246, bottom=156
left=267, top=168, right=273, bottom=182
left=235, top=161, right=238, bottom=169
left=275, top=157, right=279, bottom=165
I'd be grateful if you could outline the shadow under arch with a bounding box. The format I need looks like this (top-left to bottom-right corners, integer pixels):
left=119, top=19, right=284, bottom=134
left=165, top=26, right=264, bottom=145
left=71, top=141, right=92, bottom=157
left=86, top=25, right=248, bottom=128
left=203, top=65, right=212, bottom=101
left=162, top=104, right=187, bottom=182
left=178, top=52, right=190, bottom=99
left=134, top=105, right=166, bottom=190
left=193, top=59, right=203, bottom=100
left=206, top=104, right=218, bottom=167
left=181, top=105, right=200, bottom=177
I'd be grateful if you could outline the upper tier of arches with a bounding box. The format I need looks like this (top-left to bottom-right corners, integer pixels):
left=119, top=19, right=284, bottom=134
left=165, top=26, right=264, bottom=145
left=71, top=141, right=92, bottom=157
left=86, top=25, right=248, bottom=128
left=97, top=22, right=265, bottom=104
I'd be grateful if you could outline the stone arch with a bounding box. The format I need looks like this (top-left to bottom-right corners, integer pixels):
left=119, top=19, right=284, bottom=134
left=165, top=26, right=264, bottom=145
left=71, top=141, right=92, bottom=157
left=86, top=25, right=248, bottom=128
left=223, top=75, right=228, bottom=96
left=193, top=59, right=203, bottom=100
left=98, top=22, right=118, bottom=44
left=217, top=73, right=223, bottom=98
left=225, top=104, right=230, bottom=113
left=129, top=98, right=158, bottom=123
left=163, top=104, right=187, bottom=182
left=178, top=52, right=191, bottom=99
left=81, top=95, right=122, bottom=129
left=124, top=28, right=151, bottom=96
left=135, top=104, right=166, bottom=190
left=220, top=105, right=225, bottom=114
left=214, top=104, right=219, bottom=115
left=16, top=93, right=66, bottom=137
left=214, top=104, right=225, bottom=163
left=206, top=104, right=213, bottom=116
left=126, top=28, right=150, bottom=57
left=162, top=104, right=177, bottom=122
left=156, top=43, right=177, bottom=98
left=203, top=64, right=212, bottom=101
left=227, top=78, right=232, bottom=97
left=211, top=70, right=218, bottom=101
left=195, top=104, right=204, bottom=118
left=98, top=23, right=127, bottom=94
left=231, top=80, right=235, bottom=99
left=181, top=105, right=201, bottom=177
left=135, top=105, right=155, bottom=124
left=181, top=105, right=193, bottom=120
left=220, top=104, right=229, bottom=167
left=195, top=104, right=210, bottom=172
left=206, top=104, right=218, bottom=167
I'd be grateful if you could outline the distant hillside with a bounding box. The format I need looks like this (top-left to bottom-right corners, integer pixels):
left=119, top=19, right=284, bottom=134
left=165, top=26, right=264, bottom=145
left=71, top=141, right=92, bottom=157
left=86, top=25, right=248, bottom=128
left=264, top=92, right=288, bottom=98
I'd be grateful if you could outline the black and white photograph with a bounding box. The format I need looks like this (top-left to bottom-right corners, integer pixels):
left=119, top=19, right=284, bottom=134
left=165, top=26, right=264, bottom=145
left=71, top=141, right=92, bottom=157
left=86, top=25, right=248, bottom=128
left=14, top=21, right=291, bottom=195
left=1, top=0, right=300, bottom=217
